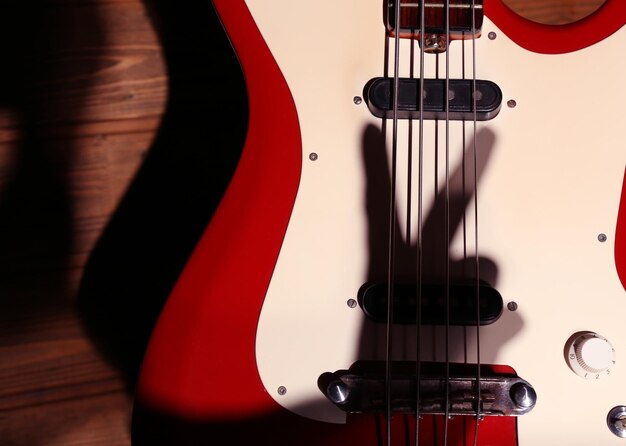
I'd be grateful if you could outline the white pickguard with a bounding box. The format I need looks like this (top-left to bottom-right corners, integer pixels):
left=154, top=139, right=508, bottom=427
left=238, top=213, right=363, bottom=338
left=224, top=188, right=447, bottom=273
left=248, top=1, right=626, bottom=444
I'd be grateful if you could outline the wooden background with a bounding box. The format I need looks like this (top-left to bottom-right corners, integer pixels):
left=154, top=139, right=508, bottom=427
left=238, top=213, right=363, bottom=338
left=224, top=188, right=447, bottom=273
left=0, top=1, right=608, bottom=445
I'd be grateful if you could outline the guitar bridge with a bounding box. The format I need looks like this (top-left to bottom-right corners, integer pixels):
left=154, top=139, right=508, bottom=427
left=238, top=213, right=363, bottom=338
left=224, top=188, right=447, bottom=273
left=319, top=362, right=536, bottom=417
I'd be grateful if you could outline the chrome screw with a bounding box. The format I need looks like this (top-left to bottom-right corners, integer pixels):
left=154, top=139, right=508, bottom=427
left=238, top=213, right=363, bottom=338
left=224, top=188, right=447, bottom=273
left=507, top=301, right=518, bottom=311
left=607, top=406, right=626, bottom=438
left=488, top=32, right=497, bottom=40
left=347, top=299, right=357, bottom=308
left=309, top=152, right=318, bottom=161
left=277, top=386, right=287, bottom=396
left=598, top=233, right=607, bottom=242
left=353, top=96, right=363, bottom=105
left=510, top=383, right=537, bottom=410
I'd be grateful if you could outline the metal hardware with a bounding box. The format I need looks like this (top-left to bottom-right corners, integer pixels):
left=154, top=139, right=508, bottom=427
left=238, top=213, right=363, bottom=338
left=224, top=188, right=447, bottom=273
left=598, top=233, right=607, bottom=242
left=277, top=386, right=287, bottom=395
left=353, top=96, right=363, bottom=105
left=510, top=383, right=537, bottom=409
left=327, top=381, right=350, bottom=404
left=347, top=298, right=357, bottom=308
left=424, top=34, right=448, bottom=53
left=309, top=153, right=318, bottom=161
left=507, top=301, right=518, bottom=311
left=608, top=406, right=626, bottom=438
left=322, top=370, right=536, bottom=417
left=488, top=31, right=496, bottom=40
left=507, top=99, right=517, bottom=108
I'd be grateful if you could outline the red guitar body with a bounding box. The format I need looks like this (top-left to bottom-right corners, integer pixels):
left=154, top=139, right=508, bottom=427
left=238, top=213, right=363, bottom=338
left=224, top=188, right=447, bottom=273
left=133, top=1, right=626, bottom=444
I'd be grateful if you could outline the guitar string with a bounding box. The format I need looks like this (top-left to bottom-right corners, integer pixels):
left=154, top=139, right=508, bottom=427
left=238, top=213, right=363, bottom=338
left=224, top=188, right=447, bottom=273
left=389, top=3, right=480, bottom=446
left=410, top=3, right=482, bottom=444
left=406, top=29, right=415, bottom=446
left=385, top=0, right=404, bottom=443
left=443, top=0, right=452, bottom=445
left=414, top=0, right=426, bottom=444
left=471, top=1, right=483, bottom=445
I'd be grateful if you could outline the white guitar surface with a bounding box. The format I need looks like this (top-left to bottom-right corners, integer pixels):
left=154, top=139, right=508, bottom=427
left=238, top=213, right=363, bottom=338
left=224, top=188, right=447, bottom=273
left=246, top=1, right=626, bottom=444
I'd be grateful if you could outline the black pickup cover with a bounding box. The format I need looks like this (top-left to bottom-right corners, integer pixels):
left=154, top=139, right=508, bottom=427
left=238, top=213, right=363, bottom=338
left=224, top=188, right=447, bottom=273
left=360, top=282, right=503, bottom=326
left=365, top=77, right=502, bottom=121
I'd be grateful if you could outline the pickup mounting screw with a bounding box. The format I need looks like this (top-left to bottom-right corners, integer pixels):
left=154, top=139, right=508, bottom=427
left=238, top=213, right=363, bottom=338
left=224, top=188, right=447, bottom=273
left=277, top=386, right=287, bottom=396
left=598, top=233, right=607, bottom=242
left=353, top=96, right=363, bottom=105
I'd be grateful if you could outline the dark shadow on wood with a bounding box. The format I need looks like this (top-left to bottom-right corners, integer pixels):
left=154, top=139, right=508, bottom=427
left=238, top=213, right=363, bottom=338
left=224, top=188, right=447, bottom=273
left=0, top=3, right=102, bottom=339
left=77, top=0, right=248, bottom=392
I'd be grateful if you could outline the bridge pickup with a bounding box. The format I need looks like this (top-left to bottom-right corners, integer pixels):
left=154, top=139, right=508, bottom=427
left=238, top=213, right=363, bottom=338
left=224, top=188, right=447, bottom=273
left=360, top=282, right=503, bottom=326
left=320, top=362, right=536, bottom=417
left=365, top=77, right=502, bottom=121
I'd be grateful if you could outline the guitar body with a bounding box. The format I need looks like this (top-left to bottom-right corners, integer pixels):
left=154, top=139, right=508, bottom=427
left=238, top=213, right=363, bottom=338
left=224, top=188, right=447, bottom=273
left=134, top=1, right=626, bottom=444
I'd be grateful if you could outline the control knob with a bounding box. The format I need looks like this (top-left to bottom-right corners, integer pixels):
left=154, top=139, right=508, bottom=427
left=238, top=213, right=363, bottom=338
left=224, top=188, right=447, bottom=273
left=566, top=331, right=615, bottom=379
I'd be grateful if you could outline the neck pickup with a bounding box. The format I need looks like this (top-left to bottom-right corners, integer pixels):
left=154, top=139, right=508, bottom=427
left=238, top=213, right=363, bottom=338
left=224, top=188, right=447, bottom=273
left=365, top=77, right=502, bottom=121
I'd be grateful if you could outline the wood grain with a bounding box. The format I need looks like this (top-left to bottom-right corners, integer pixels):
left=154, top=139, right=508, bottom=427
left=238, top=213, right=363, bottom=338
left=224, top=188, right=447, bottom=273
left=503, top=0, right=606, bottom=24
left=0, top=1, right=162, bottom=445
left=0, top=1, right=611, bottom=445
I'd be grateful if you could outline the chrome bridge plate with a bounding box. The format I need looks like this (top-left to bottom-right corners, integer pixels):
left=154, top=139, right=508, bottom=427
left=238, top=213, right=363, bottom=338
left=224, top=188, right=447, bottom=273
left=320, top=362, right=536, bottom=417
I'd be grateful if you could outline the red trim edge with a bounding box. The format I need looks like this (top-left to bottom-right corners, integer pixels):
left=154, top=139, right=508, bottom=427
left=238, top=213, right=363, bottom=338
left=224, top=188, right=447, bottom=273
left=137, top=0, right=302, bottom=418
left=486, top=0, right=626, bottom=54
left=616, top=168, right=626, bottom=293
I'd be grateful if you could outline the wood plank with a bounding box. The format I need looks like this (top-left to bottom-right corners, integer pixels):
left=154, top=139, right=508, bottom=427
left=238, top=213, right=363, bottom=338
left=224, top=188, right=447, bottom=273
left=0, top=1, right=161, bottom=445
left=1, top=391, right=131, bottom=446
left=0, top=130, right=152, bottom=282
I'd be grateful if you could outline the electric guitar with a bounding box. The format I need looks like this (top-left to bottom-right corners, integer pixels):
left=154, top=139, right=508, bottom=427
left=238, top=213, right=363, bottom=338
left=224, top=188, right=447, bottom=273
left=133, top=1, right=626, bottom=444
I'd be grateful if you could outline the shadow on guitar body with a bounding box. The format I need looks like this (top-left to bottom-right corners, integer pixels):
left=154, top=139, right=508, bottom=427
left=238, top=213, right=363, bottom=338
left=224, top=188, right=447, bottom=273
left=131, top=123, right=523, bottom=446
left=132, top=399, right=516, bottom=446
left=129, top=1, right=527, bottom=445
